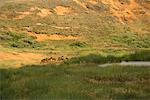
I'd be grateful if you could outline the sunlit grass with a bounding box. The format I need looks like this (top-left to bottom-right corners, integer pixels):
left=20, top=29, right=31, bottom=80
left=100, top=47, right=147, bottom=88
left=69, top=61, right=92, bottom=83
left=0, top=64, right=150, bottom=99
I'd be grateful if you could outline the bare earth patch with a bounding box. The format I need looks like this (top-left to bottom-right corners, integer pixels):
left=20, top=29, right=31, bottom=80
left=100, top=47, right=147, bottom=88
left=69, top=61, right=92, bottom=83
left=13, top=7, right=52, bottom=19
left=27, top=32, right=79, bottom=41
left=0, top=14, right=7, bottom=19
left=88, top=0, right=98, bottom=5
left=54, top=6, right=74, bottom=15
left=50, top=25, right=71, bottom=30
left=14, top=11, right=30, bottom=19
left=37, top=8, right=52, bottom=17
left=0, top=51, right=45, bottom=68
left=101, top=0, right=145, bottom=23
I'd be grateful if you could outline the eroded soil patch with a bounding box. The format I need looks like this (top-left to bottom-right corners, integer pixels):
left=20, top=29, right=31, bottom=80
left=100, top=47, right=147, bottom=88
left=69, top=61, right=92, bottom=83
left=54, top=6, right=74, bottom=15
left=101, top=0, right=149, bottom=23
left=14, top=11, right=30, bottom=19
left=0, top=50, right=45, bottom=68
left=27, top=32, right=79, bottom=41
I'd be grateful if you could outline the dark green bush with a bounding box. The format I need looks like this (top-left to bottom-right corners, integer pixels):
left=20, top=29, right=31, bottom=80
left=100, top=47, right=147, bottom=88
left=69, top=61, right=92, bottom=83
left=65, top=51, right=150, bottom=64
left=66, top=54, right=123, bottom=64
left=69, top=42, right=87, bottom=48
left=124, top=50, right=150, bottom=61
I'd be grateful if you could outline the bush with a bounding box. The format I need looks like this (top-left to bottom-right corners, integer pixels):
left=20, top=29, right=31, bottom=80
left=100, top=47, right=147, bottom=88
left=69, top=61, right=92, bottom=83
left=65, top=51, right=150, bottom=64
left=10, top=38, right=38, bottom=48
left=124, top=50, right=150, bottom=61
left=69, top=42, right=87, bottom=48
left=66, top=54, right=123, bottom=64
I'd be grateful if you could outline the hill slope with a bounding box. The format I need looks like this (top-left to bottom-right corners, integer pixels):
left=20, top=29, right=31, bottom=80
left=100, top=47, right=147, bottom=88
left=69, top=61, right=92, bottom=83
left=0, top=0, right=150, bottom=68
left=0, top=0, right=149, bottom=22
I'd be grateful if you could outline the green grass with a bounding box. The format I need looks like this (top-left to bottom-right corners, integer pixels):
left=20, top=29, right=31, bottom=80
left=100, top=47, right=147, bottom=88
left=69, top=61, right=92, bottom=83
left=0, top=31, right=46, bottom=48
left=111, top=32, right=150, bottom=48
left=65, top=50, right=150, bottom=64
left=0, top=64, right=150, bottom=100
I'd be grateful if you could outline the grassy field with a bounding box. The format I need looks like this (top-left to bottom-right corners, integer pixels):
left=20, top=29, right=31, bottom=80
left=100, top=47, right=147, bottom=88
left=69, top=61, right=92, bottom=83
left=0, top=64, right=150, bottom=100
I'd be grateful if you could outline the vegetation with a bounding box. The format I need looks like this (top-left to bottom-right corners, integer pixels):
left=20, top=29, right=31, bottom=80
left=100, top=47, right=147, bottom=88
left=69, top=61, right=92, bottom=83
left=0, top=31, right=45, bottom=48
left=0, top=0, right=150, bottom=99
left=69, top=42, right=88, bottom=48
left=112, top=32, right=150, bottom=48
left=0, top=64, right=150, bottom=100
left=65, top=50, right=150, bottom=64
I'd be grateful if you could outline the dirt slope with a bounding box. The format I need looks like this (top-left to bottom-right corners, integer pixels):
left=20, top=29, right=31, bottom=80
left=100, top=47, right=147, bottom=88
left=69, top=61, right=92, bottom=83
left=0, top=0, right=149, bottom=23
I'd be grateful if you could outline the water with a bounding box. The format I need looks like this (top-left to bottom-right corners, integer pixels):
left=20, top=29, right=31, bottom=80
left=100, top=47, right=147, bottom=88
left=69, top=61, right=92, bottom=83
left=99, top=61, right=150, bottom=67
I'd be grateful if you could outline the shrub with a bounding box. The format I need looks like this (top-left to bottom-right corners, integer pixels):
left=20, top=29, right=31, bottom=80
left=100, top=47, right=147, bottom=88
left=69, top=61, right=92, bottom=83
left=65, top=51, right=150, bottom=64
left=124, top=50, right=150, bottom=61
left=69, top=42, right=87, bottom=48
left=66, top=54, right=123, bottom=64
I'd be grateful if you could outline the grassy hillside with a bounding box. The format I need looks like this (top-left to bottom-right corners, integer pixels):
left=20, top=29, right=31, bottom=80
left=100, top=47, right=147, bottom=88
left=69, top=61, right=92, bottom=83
left=0, top=1, right=150, bottom=99
left=0, top=0, right=150, bottom=67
